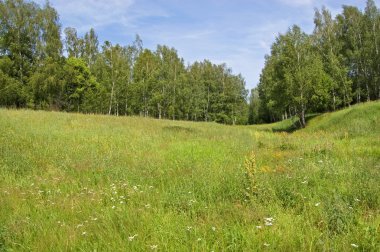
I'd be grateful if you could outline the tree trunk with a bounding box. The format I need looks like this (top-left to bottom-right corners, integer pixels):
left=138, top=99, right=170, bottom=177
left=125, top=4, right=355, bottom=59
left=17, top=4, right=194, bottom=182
left=108, top=80, right=115, bottom=115
left=206, top=85, right=210, bottom=122
left=299, top=109, right=306, bottom=128
left=158, top=103, right=161, bottom=119
left=332, top=90, right=336, bottom=111
left=108, top=47, right=115, bottom=115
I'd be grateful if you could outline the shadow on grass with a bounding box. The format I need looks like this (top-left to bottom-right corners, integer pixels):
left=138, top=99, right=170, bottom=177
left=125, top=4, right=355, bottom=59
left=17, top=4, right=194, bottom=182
left=162, top=125, right=196, bottom=133
left=272, top=114, right=320, bottom=133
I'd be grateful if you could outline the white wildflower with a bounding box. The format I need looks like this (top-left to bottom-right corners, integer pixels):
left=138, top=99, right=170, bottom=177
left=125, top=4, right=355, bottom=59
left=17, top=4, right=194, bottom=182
left=351, top=243, right=359, bottom=248
left=315, top=202, right=320, bottom=207
left=264, top=217, right=274, bottom=226
left=264, top=243, right=270, bottom=247
left=150, top=244, right=158, bottom=250
left=128, top=234, right=137, bottom=241
left=211, top=226, right=216, bottom=231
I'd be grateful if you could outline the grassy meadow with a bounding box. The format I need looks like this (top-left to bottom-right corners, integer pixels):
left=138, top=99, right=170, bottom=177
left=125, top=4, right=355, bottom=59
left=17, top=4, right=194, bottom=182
left=0, top=102, right=379, bottom=251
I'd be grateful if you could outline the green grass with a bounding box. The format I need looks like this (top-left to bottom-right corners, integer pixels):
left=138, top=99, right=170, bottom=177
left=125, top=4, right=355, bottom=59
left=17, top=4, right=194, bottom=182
left=0, top=102, right=379, bottom=251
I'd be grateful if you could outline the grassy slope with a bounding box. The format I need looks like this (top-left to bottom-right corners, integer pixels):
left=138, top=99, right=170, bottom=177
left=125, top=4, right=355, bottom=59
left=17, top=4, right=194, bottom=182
left=0, top=102, right=379, bottom=251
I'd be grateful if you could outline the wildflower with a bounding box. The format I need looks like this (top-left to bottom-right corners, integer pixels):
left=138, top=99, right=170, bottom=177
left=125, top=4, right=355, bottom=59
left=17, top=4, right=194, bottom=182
left=315, top=202, right=320, bottom=207
left=355, top=198, right=360, bottom=202
left=264, top=243, right=270, bottom=247
left=120, top=201, right=124, bottom=204
left=211, top=226, right=216, bottom=231
left=82, top=232, right=87, bottom=236
left=188, top=199, right=197, bottom=205
left=150, top=244, right=158, bottom=250
left=187, top=226, right=192, bottom=231
left=264, top=217, right=274, bottom=226
left=128, top=234, right=138, bottom=241
left=133, top=186, right=138, bottom=191
left=256, top=225, right=262, bottom=229
left=112, top=205, right=116, bottom=209
left=351, top=244, right=359, bottom=248
left=301, top=180, right=308, bottom=184
left=197, top=238, right=202, bottom=242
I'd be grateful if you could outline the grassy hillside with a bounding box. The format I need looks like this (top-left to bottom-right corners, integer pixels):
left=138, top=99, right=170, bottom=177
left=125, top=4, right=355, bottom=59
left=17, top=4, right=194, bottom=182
left=0, top=102, right=379, bottom=251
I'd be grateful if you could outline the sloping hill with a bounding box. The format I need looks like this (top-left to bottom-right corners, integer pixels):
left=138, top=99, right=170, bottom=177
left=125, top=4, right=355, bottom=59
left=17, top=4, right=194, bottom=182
left=253, top=101, right=380, bottom=135
left=305, top=101, right=380, bottom=136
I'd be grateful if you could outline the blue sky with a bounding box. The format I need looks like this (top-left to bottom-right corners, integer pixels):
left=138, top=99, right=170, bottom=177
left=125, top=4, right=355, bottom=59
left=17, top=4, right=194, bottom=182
left=35, top=0, right=379, bottom=90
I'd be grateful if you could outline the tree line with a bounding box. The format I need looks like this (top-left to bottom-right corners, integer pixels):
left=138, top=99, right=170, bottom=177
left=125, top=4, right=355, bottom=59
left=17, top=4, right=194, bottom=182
left=250, top=0, right=380, bottom=127
left=2, top=0, right=380, bottom=126
left=0, top=0, right=248, bottom=124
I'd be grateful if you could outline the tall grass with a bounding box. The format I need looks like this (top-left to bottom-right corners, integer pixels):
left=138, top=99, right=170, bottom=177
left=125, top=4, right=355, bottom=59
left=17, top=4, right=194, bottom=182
left=0, top=102, right=379, bottom=251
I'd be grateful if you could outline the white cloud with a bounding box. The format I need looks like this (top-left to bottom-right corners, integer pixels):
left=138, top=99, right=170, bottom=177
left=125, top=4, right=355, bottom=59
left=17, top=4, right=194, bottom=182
left=35, top=0, right=169, bottom=32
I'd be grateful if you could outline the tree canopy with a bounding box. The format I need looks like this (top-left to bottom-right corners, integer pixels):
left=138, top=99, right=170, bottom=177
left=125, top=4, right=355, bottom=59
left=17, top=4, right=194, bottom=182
left=1, top=0, right=379, bottom=125
left=252, top=0, right=380, bottom=126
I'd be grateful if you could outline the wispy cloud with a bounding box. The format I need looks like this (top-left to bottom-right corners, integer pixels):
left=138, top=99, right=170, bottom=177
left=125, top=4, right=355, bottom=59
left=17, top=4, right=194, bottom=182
left=35, top=0, right=170, bottom=32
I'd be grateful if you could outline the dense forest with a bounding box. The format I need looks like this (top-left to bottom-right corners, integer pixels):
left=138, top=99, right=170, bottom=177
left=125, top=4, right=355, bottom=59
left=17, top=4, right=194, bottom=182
left=1, top=0, right=380, bottom=125
left=251, top=0, right=380, bottom=126
left=0, top=0, right=248, bottom=124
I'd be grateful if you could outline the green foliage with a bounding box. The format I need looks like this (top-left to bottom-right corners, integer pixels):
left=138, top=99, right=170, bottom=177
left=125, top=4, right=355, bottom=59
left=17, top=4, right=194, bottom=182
left=1, top=0, right=380, bottom=125
left=0, top=0, right=248, bottom=124
left=63, top=57, right=98, bottom=112
left=254, top=1, right=380, bottom=125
